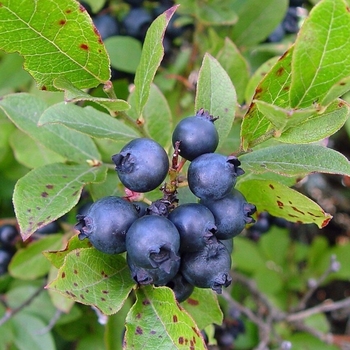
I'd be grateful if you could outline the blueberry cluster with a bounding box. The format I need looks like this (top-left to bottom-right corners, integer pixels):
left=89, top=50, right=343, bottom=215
left=76, top=109, right=256, bottom=301
left=0, top=224, right=18, bottom=276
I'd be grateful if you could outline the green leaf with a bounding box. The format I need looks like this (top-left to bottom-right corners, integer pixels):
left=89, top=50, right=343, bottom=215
left=231, top=0, right=288, bottom=47
left=194, top=0, right=238, bottom=25
left=53, top=76, right=130, bottom=115
left=48, top=247, right=135, bottom=315
left=9, top=234, right=63, bottom=280
left=288, top=332, right=339, bottom=350
left=0, top=0, right=110, bottom=90
left=143, top=84, right=173, bottom=148
left=44, top=234, right=93, bottom=269
left=133, top=6, right=178, bottom=118
left=239, top=144, right=350, bottom=177
left=237, top=179, right=332, bottom=228
left=290, top=0, right=350, bottom=108
left=105, top=36, right=142, bottom=74
left=13, top=163, right=107, bottom=240
left=9, top=129, right=65, bottom=168
left=254, top=265, right=283, bottom=295
left=39, top=102, right=139, bottom=142
left=12, top=313, right=56, bottom=350
left=241, top=46, right=294, bottom=150
left=216, top=38, right=250, bottom=104
left=195, top=53, right=237, bottom=146
left=305, top=313, right=331, bottom=334
left=278, top=99, right=350, bottom=143
left=125, top=285, right=206, bottom=349
left=181, top=288, right=223, bottom=330
left=0, top=93, right=101, bottom=162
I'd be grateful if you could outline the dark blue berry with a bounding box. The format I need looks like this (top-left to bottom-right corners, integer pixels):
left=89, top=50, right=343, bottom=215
left=127, top=253, right=180, bottom=286
left=122, top=7, right=152, bottom=40
left=180, top=241, right=232, bottom=294
left=201, top=189, right=256, bottom=240
left=166, top=273, right=194, bottom=302
left=187, top=153, right=244, bottom=200
left=126, top=215, right=180, bottom=272
left=0, top=248, right=13, bottom=276
left=112, top=138, right=169, bottom=193
left=168, top=203, right=217, bottom=252
left=93, top=14, right=119, bottom=40
left=0, top=224, right=19, bottom=247
left=172, top=109, right=219, bottom=161
left=75, top=196, right=139, bottom=254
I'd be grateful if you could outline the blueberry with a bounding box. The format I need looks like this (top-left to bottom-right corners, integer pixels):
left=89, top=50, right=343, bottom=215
left=0, top=248, right=13, bottom=276
left=187, top=153, right=244, bottom=201
left=180, top=241, right=232, bottom=294
left=219, top=238, right=234, bottom=254
left=267, top=24, right=285, bottom=43
left=126, top=215, right=180, bottom=272
left=282, top=7, right=299, bottom=34
left=201, top=189, right=256, bottom=240
left=166, top=273, right=194, bottom=302
left=127, top=253, right=180, bottom=286
left=168, top=203, right=217, bottom=252
left=122, top=7, right=152, bottom=40
left=93, top=14, right=119, bottom=40
left=75, top=196, right=139, bottom=254
left=112, top=138, right=169, bottom=193
left=172, top=109, right=219, bottom=161
left=0, top=224, right=19, bottom=247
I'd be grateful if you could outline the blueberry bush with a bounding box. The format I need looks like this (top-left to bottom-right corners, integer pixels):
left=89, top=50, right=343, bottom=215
left=1, top=0, right=350, bottom=349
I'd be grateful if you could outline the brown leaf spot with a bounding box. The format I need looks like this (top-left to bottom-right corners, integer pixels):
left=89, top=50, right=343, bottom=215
left=277, top=200, right=284, bottom=208
left=178, top=337, right=184, bottom=345
left=173, top=315, right=178, bottom=323
left=86, top=289, right=89, bottom=293
left=46, top=184, right=54, bottom=189
left=102, top=290, right=109, bottom=294
left=101, top=297, right=106, bottom=301
left=75, top=251, right=80, bottom=257
left=74, top=269, right=78, bottom=274
left=72, top=190, right=79, bottom=197
left=276, top=67, right=284, bottom=76
left=65, top=9, right=72, bottom=14
left=73, top=282, right=78, bottom=287
left=142, top=299, right=150, bottom=305
left=135, top=326, right=143, bottom=335
left=61, top=272, right=66, bottom=278
left=27, top=209, right=31, bottom=213
left=292, top=206, right=304, bottom=215
left=41, top=85, right=47, bottom=90
left=58, top=19, right=66, bottom=26
left=186, top=298, right=199, bottom=306
left=80, top=43, right=89, bottom=51
left=101, top=271, right=108, bottom=278
left=80, top=294, right=85, bottom=300
left=136, top=313, right=141, bottom=319
left=269, top=184, right=274, bottom=190
left=283, top=86, right=290, bottom=91
left=150, top=330, right=156, bottom=334
left=41, top=191, right=49, bottom=198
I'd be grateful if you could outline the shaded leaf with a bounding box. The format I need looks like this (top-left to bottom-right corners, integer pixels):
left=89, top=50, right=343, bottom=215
left=48, top=247, right=135, bottom=315
left=290, top=0, right=350, bottom=108
left=239, top=144, right=350, bottom=177
left=54, top=76, right=130, bottom=114
left=237, top=179, right=332, bottom=228
left=39, top=102, right=139, bottom=142
left=231, top=0, right=288, bottom=47
left=195, top=0, right=238, bottom=25
left=195, top=53, right=237, bottom=146
left=181, top=288, right=223, bottom=330
left=13, top=163, right=107, bottom=240
left=133, top=6, right=178, bottom=118
left=125, top=285, right=206, bottom=349
left=0, top=0, right=110, bottom=90
left=9, top=234, right=63, bottom=280
left=0, top=93, right=101, bottom=162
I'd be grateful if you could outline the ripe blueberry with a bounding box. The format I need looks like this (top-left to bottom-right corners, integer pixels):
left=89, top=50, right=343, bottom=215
left=0, top=248, right=13, bottom=276
left=0, top=224, right=19, bottom=247
left=75, top=196, right=139, bottom=254
left=112, top=138, right=169, bottom=193
left=126, top=215, right=180, bottom=272
left=180, top=241, right=232, bottom=294
left=168, top=203, right=217, bottom=252
left=201, top=189, right=256, bottom=239
left=172, top=109, right=219, bottom=161
left=122, top=7, right=152, bottom=40
left=187, top=153, right=244, bottom=200
left=93, top=14, right=119, bottom=40
left=166, top=273, right=194, bottom=302
left=127, top=253, right=180, bottom=286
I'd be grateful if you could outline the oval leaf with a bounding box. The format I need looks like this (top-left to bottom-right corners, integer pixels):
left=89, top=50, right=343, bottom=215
left=237, top=179, right=332, bottom=228
left=195, top=53, right=237, bottom=146
left=13, top=163, right=107, bottom=240
left=48, top=247, right=135, bottom=315
left=0, top=0, right=110, bottom=90
left=125, top=285, right=207, bottom=349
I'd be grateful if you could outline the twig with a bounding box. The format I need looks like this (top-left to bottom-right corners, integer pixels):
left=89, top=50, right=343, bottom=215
left=0, top=284, right=44, bottom=327
left=34, top=309, right=63, bottom=335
